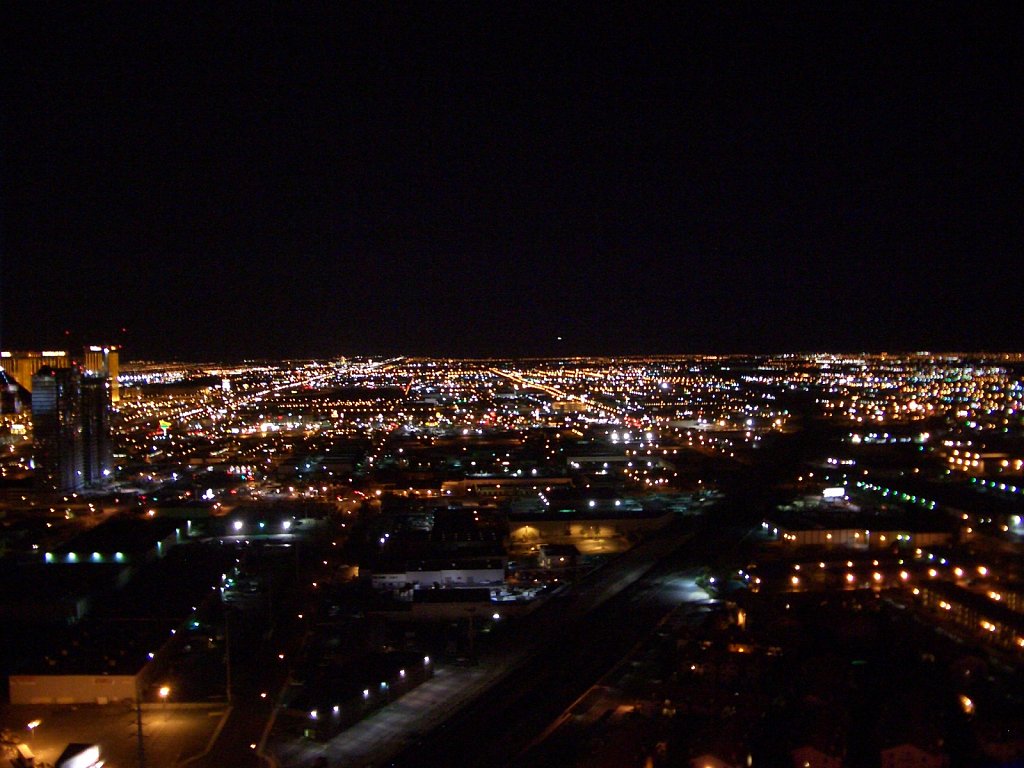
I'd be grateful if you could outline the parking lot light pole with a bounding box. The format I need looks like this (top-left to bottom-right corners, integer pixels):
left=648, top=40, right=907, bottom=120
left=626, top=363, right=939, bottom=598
left=136, top=678, right=146, bottom=768
left=26, top=719, right=41, bottom=746
left=224, top=607, right=233, bottom=704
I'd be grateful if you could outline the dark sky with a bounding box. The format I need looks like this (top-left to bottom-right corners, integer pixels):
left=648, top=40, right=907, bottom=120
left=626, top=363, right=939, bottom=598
left=2, top=5, right=1021, bottom=360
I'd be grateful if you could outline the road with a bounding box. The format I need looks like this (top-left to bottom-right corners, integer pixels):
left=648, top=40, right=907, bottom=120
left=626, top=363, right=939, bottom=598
left=384, top=518, right=741, bottom=768
left=268, top=517, right=707, bottom=768
left=270, top=662, right=495, bottom=768
left=267, top=512, right=749, bottom=768
left=512, top=567, right=712, bottom=767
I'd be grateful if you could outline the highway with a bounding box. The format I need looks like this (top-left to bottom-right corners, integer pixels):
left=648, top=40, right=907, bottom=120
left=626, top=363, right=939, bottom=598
left=383, top=516, right=741, bottom=768
left=266, top=512, right=746, bottom=768
left=267, top=516, right=700, bottom=768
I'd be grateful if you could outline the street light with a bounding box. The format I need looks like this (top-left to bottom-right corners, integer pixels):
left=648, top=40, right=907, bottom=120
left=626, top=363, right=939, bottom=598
left=27, top=719, right=41, bottom=744
left=135, top=678, right=145, bottom=768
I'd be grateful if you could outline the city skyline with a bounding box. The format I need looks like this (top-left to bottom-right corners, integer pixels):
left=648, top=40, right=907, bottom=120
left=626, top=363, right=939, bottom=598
left=3, top=5, right=1021, bottom=360
left=2, top=7, right=1023, bottom=766
left=2, top=351, right=1023, bottom=766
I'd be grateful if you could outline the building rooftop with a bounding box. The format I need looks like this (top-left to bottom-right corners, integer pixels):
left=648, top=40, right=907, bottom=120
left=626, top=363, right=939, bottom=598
left=52, top=515, right=183, bottom=557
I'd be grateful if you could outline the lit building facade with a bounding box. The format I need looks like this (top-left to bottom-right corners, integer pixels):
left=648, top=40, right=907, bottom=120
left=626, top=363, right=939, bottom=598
left=81, top=374, right=113, bottom=484
left=1, top=350, right=68, bottom=392
left=83, top=345, right=121, bottom=403
left=31, top=366, right=114, bottom=491
left=31, top=366, right=85, bottom=491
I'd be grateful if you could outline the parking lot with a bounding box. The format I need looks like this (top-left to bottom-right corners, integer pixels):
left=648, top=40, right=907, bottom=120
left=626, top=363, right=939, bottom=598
left=0, top=702, right=225, bottom=767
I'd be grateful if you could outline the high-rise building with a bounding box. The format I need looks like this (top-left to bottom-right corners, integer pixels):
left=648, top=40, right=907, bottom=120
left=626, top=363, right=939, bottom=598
left=80, top=375, right=113, bottom=484
left=1, top=347, right=123, bottom=402
left=83, top=345, right=121, bottom=403
left=1, top=350, right=69, bottom=393
left=31, top=367, right=85, bottom=492
left=31, top=365, right=114, bottom=492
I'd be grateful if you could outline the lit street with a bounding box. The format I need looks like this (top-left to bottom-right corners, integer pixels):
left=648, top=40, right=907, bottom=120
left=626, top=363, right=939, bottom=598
left=2, top=4, right=1021, bottom=767
left=267, top=513, right=737, bottom=768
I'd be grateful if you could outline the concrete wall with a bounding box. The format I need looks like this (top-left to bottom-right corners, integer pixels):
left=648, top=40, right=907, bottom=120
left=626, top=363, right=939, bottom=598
left=9, top=674, right=138, bottom=704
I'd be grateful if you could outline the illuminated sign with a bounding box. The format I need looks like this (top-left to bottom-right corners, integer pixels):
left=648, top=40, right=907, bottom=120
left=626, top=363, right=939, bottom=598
left=822, top=487, right=846, bottom=498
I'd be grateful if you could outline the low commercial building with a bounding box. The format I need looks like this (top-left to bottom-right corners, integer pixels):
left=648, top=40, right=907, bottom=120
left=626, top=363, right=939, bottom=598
left=943, top=448, right=1023, bottom=478
left=768, top=526, right=951, bottom=549
left=9, top=544, right=232, bottom=704
left=441, top=476, right=574, bottom=501
left=43, top=515, right=186, bottom=566
left=509, top=509, right=673, bottom=544
left=915, top=581, right=1024, bottom=652
left=762, top=502, right=954, bottom=551
left=370, top=556, right=506, bottom=590
left=9, top=673, right=139, bottom=705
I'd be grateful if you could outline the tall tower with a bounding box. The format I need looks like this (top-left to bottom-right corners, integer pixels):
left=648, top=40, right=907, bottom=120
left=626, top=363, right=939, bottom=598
left=2, top=350, right=68, bottom=393
left=83, top=345, right=121, bottom=403
left=31, top=366, right=85, bottom=492
left=80, top=375, right=113, bottom=484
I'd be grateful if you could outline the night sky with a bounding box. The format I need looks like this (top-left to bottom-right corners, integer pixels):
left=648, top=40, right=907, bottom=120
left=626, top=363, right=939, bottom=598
left=2, top=5, right=1021, bottom=360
